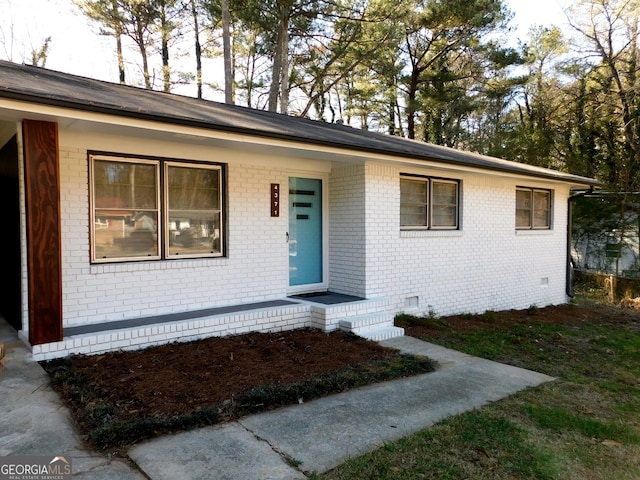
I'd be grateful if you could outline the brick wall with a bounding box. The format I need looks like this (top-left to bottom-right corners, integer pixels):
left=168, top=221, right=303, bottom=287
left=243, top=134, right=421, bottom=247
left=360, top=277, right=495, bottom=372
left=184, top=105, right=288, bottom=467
left=56, top=130, right=303, bottom=329
left=328, top=164, right=366, bottom=295
left=21, top=125, right=572, bottom=353
left=358, top=162, right=570, bottom=316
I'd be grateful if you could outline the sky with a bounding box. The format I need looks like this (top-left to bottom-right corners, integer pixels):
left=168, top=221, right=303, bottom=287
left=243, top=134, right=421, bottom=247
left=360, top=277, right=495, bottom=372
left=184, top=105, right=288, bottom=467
left=0, top=0, right=571, bottom=100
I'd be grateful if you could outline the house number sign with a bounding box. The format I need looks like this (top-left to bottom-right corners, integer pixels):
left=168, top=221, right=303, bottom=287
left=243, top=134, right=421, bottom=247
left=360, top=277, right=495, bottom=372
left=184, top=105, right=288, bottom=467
left=271, top=183, right=280, bottom=217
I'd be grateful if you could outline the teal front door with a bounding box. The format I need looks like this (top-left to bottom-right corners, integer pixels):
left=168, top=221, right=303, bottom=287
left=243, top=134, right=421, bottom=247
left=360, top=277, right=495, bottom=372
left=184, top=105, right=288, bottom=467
left=289, top=177, right=323, bottom=287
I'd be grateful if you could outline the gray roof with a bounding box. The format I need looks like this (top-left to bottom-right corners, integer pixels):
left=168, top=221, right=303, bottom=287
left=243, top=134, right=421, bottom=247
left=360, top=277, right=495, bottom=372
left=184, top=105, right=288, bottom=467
left=0, top=60, right=599, bottom=186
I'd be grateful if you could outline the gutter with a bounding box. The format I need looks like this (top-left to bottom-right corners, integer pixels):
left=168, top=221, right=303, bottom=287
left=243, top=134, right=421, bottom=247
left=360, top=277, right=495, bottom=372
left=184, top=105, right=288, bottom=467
left=566, top=187, right=595, bottom=297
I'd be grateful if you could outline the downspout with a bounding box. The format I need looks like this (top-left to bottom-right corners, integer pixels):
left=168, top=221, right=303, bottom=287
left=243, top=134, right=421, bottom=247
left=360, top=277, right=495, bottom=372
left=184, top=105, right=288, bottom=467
left=566, top=187, right=594, bottom=297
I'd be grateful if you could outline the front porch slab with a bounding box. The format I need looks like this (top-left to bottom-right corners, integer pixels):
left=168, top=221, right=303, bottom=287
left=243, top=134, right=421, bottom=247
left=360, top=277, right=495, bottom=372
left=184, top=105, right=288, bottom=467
left=30, top=295, right=403, bottom=361
left=31, top=301, right=312, bottom=361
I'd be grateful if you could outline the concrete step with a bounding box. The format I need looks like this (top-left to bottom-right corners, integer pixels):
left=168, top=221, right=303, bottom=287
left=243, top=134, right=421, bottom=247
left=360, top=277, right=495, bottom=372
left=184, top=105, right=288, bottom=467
left=308, top=297, right=395, bottom=332
left=339, top=312, right=394, bottom=332
left=358, top=326, right=405, bottom=342
left=339, top=313, right=404, bottom=342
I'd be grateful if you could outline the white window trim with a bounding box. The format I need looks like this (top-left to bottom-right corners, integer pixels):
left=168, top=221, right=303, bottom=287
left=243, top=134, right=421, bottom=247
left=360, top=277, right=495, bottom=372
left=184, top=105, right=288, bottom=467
left=516, top=229, right=555, bottom=236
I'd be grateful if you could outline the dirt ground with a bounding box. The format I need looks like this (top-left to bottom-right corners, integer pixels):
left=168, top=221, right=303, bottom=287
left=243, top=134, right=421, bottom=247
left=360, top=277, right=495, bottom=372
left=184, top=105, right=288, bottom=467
left=44, top=328, right=398, bottom=422
left=398, top=302, right=640, bottom=338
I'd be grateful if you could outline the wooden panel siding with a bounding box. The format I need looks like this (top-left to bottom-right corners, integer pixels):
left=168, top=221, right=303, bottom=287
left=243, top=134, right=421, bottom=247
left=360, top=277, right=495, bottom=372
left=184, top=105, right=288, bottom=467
left=23, top=120, right=63, bottom=345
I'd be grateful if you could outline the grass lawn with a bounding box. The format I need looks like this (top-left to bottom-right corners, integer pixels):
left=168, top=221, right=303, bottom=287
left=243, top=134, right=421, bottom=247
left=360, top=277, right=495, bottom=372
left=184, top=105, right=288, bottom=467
left=317, top=299, right=640, bottom=480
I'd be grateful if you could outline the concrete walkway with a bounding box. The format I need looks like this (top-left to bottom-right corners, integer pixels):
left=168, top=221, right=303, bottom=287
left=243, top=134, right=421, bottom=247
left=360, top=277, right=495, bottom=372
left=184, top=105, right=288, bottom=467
left=0, top=320, right=145, bottom=479
left=1, top=320, right=554, bottom=479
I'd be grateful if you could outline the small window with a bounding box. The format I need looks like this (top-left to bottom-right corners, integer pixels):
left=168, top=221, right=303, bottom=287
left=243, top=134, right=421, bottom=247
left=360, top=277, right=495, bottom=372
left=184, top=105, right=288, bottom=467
left=431, top=180, right=458, bottom=228
left=90, top=154, right=224, bottom=263
left=401, top=175, right=459, bottom=229
left=516, top=187, right=551, bottom=229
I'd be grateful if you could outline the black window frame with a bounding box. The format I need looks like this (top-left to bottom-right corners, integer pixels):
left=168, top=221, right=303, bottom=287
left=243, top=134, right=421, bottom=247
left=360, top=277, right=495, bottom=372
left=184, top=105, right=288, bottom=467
left=516, top=187, right=552, bottom=230
left=89, top=152, right=226, bottom=263
left=400, top=174, right=460, bottom=230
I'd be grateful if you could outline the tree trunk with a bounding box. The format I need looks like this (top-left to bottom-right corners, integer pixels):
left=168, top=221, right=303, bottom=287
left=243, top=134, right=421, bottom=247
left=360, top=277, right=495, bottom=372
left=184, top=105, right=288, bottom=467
left=116, top=32, right=125, bottom=83
left=109, top=0, right=125, bottom=83
left=388, top=100, right=396, bottom=136
left=395, top=102, right=404, bottom=137
left=280, top=30, right=289, bottom=113
left=190, top=0, right=202, bottom=98
left=221, top=0, right=233, bottom=104
left=161, top=13, right=170, bottom=93
left=407, top=67, right=419, bottom=139
left=140, top=43, right=150, bottom=89
left=268, top=5, right=290, bottom=113
left=162, top=38, right=171, bottom=93
left=134, top=20, right=151, bottom=89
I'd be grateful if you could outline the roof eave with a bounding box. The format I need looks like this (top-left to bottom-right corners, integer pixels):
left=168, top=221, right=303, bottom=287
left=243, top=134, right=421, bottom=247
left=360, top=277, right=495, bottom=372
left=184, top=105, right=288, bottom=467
left=1, top=89, right=602, bottom=188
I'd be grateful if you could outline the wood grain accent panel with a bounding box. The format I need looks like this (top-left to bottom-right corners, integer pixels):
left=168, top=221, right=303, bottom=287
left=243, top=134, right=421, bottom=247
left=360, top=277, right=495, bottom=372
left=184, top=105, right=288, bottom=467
left=23, top=120, right=63, bottom=345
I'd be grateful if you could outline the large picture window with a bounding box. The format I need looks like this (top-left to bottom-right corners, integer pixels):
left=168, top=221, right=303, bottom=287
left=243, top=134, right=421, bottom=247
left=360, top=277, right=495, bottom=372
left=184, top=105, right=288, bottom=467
left=90, top=154, right=224, bottom=263
left=516, top=187, right=552, bottom=229
left=400, top=175, right=459, bottom=229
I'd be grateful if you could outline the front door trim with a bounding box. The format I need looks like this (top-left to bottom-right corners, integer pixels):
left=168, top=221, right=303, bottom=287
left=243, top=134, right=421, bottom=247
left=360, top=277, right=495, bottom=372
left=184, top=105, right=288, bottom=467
left=287, top=173, right=328, bottom=294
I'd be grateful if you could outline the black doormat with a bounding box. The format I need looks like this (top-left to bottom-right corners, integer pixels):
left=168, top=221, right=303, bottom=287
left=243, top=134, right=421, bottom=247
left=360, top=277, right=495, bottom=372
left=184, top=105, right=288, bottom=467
left=289, top=292, right=365, bottom=305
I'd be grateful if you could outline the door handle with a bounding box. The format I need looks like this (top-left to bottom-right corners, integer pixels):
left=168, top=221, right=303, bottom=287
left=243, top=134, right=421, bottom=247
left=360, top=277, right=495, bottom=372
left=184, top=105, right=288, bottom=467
left=286, top=232, right=289, bottom=243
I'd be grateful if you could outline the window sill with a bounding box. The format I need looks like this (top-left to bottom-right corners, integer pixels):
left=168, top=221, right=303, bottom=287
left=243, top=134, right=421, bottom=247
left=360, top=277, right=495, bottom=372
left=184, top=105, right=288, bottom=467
left=90, top=257, right=229, bottom=274
left=401, top=229, right=463, bottom=238
left=516, top=229, right=554, bottom=236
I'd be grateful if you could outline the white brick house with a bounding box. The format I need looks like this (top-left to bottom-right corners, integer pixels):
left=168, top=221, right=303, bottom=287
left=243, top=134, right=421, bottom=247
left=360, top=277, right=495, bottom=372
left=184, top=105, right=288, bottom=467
left=0, top=61, right=599, bottom=360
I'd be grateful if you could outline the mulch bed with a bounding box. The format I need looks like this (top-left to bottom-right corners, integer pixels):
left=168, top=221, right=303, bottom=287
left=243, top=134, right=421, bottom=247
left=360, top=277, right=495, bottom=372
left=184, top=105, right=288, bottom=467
left=44, top=302, right=635, bottom=454
left=397, top=303, right=640, bottom=340
left=41, top=328, right=435, bottom=452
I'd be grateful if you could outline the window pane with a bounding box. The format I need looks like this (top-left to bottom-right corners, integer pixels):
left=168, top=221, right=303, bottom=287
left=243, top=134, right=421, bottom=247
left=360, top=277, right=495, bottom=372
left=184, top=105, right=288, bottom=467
left=400, top=178, right=427, bottom=204
left=432, top=205, right=457, bottom=227
left=168, top=166, right=220, bottom=210
left=94, top=210, right=159, bottom=259
left=167, top=164, right=222, bottom=256
left=94, top=160, right=157, bottom=209
left=432, top=181, right=456, bottom=205
left=533, top=191, right=551, bottom=228
left=401, top=205, right=428, bottom=227
left=432, top=181, right=457, bottom=227
left=168, top=212, right=221, bottom=255
left=92, top=159, right=159, bottom=260
left=516, top=189, right=531, bottom=228
left=400, top=178, right=428, bottom=227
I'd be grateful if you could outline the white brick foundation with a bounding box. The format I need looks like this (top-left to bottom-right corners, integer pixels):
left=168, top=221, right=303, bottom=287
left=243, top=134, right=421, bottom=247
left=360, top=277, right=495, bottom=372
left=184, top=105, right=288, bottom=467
left=31, top=302, right=313, bottom=361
